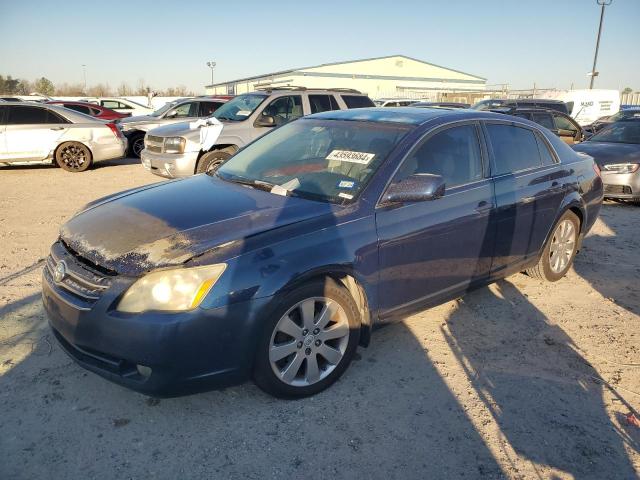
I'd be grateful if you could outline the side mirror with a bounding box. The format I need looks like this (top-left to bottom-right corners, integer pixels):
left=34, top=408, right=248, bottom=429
left=165, top=110, right=178, bottom=119
left=383, top=174, right=445, bottom=204
left=256, top=115, right=276, bottom=127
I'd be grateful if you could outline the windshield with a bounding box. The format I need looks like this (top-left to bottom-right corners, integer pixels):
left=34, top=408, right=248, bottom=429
left=217, top=118, right=412, bottom=203
left=150, top=100, right=180, bottom=117
left=213, top=93, right=268, bottom=121
left=590, top=122, right=640, bottom=144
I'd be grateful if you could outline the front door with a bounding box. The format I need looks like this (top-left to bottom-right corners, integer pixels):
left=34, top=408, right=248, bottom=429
left=376, top=122, right=496, bottom=318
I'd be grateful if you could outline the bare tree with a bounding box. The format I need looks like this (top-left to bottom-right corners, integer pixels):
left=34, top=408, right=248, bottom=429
left=117, top=82, right=132, bottom=96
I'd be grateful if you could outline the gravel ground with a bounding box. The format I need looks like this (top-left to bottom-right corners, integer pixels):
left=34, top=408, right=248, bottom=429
left=0, top=159, right=639, bottom=479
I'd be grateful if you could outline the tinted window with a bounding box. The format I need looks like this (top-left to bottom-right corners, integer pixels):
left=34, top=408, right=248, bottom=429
left=535, top=132, right=557, bottom=166
left=396, top=124, right=484, bottom=187
left=168, top=101, right=198, bottom=118
left=8, top=106, right=62, bottom=125
left=309, top=95, right=340, bottom=114
left=590, top=123, right=640, bottom=144
left=553, top=114, right=578, bottom=134
left=199, top=101, right=222, bottom=117
left=0, top=105, right=7, bottom=124
left=64, top=104, right=92, bottom=115
left=486, top=124, right=542, bottom=175
left=102, top=100, right=130, bottom=109
left=531, top=112, right=554, bottom=130
left=90, top=107, right=102, bottom=116
left=341, top=95, right=375, bottom=109
left=262, top=95, right=303, bottom=126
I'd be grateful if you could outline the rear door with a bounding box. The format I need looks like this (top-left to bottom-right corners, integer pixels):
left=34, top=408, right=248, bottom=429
left=4, top=106, right=69, bottom=161
left=376, top=122, right=496, bottom=317
left=483, top=121, right=566, bottom=273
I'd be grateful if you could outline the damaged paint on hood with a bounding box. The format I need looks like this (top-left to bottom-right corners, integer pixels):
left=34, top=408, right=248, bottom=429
left=60, top=175, right=339, bottom=276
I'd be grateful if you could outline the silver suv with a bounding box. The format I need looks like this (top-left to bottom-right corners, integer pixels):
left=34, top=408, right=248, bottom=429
left=140, top=88, right=374, bottom=178
left=119, top=97, right=227, bottom=157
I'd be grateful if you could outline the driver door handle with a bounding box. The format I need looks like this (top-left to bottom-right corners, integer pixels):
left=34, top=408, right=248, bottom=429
left=50, top=126, right=65, bottom=131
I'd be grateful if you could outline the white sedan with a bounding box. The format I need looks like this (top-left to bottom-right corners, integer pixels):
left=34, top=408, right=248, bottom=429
left=0, top=102, right=128, bottom=172
left=79, top=97, right=154, bottom=117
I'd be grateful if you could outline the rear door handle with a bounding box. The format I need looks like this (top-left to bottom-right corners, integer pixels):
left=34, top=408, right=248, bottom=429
left=475, top=201, right=494, bottom=214
left=50, top=126, right=65, bottom=131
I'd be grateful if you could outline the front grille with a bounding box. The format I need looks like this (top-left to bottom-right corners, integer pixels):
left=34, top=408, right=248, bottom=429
left=604, top=184, right=632, bottom=195
left=147, top=144, right=162, bottom=153
left=44, top=241, right=112, bottom=308
left=146, top=135, right=163, bottom=144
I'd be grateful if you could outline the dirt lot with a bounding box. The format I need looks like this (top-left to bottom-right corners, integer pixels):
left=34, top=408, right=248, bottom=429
left=1, top=159, right=638, bottom=479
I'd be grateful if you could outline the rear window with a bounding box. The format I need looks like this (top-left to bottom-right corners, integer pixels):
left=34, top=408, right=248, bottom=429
left=486, top=124, right=542, bottom=175
left=340, top=95, right=375, bottom=109
left=535, top=132, right=557, bottom=166
left=531, top=112, right=554, bottom=130
left=309, top=94, right=340, bottom=114
left=64, top=104, right=92, bottom=115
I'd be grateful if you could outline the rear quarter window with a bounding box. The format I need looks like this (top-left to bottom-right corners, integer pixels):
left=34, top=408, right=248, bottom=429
left=341, top=95, right=375, bottom=109
left=486, top=124, right=542, bottom=175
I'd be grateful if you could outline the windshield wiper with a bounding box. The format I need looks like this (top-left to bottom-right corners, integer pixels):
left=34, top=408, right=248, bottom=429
left=218, top=174, right=274, bottom=192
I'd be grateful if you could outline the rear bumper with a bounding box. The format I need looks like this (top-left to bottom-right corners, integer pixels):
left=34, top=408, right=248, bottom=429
left=140, top=149, right=198, bottom=178
left=92, top=138, right=128, bottom=162
left=42, top=264, right=274, bottom=397
left=601, top=171, right=640, bottom=199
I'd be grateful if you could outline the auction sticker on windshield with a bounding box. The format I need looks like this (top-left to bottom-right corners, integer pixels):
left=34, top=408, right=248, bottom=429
left=326, top=150, right=375, bottom=164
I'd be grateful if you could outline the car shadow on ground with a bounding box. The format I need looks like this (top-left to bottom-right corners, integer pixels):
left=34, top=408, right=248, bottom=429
left=0, top=156, right=140, bottom=172
left=1, top=292, right=509, bottom=479
left=442, top=278, right=638, bottom=479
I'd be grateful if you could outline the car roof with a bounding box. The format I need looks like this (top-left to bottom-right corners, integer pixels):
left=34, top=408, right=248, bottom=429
left=307, top=107, right=499, bottom=126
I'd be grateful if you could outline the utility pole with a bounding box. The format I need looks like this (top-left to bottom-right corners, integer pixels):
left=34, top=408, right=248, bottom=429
left=206, top=61, right=216, bottom=87
left=82, top=64, right=87, bottom=93
left=589, top=0, right=613, bottom=89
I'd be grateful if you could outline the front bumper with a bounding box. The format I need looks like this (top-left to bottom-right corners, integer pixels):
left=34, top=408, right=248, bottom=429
left=601, top=170, right=640, bottom=200
left=140, top=149, right=199, bottom=178
left=42, top=242, right=273, bottom=397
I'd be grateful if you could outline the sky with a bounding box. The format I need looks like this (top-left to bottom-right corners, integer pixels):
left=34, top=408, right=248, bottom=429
left=1, top=0, right=639, bottom=94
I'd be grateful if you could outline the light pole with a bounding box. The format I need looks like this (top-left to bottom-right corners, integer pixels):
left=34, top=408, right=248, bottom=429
left=206, top=61, right=216, bottom=86
left=589, top=0, right=613, bottom=89
left=82, top=64, right=87, bottom=93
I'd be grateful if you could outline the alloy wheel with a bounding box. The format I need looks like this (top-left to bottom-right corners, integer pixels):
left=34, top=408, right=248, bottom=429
left=269, top=297, right=350, bottom=387
left=59, top=144, right=87, bottom=170
left=549, top=219, right=576, bottom=273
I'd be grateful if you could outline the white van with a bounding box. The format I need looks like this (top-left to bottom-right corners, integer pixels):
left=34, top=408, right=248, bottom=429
left=541, top=89, right=620, bottom=126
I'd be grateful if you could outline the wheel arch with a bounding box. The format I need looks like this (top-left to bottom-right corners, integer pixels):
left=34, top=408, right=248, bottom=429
left=277, top=267, right=373, bottom=348
left=53, top=140, right=94, bottom=165
left=198, top=144, right=238, bottom=160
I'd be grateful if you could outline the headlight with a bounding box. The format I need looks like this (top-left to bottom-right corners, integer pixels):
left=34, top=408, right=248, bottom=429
left=602, top=163, right=640, bottom=174
left=117, top=264, right=226, bottom=313
left=164, top=137, right=186, bottom=154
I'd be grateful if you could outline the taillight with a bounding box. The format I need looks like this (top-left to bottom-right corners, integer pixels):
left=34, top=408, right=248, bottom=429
left=106, top=122, right=124, bottom=139
left=592, top=162, right=601, bottom=177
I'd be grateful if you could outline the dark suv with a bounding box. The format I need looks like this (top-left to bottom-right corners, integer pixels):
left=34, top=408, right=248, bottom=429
left=472, top=98, right=570, bottom=115
left=43, top=108, right=603, bottom=398
left=495, top=107, right=584, bottom=144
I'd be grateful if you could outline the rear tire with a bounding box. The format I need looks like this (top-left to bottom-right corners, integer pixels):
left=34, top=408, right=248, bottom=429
left=195, top=151, right=230, bottom=175
left=525, top=210, right=580, bottom=282
left=55, top=142, right=92, bottom=172
left=253, top=278, right=360, bottom=398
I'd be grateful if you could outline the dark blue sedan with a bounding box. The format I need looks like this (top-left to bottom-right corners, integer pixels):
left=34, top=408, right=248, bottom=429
left=42, top=108, right=603, bottom=398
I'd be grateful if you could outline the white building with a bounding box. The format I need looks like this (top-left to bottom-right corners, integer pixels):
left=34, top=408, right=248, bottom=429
left=205, top=55, right=486, bottom=101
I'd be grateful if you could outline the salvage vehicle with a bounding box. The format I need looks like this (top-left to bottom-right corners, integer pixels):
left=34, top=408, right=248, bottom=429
left=584, top=107, right=640, bottom=136
left=43, top=108, right=603, bottom=398
left=494, top=107, right=584, bottom=144
left=573, top=120, right=640, bottom=202
left=118, top=97, right=228, bottom=158
left=79, top=97, right=154, bottom=117
left=140, top=87, right=375, bottom=178
left=472, top=98, right=570, bottom=115
left=0, top=102, right=127, bottom=171
left=46, top=101, right=128, bottom=121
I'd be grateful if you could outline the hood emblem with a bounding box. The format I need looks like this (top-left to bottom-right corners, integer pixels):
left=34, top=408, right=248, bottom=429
left=53, top=261, right=67, bottom=283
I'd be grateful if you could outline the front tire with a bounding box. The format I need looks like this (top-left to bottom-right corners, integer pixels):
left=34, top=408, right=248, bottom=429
left=253, top=279, right=360, bottom=398
left=195, top=150, right=230, bottom=175
left=525, top=210, right=580, bottom=282
left=55, top=142, right=92, bottom=172
left=129, top=133, right=145, bottom=158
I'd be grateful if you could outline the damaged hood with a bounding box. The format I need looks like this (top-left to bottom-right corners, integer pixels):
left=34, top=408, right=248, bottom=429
left=573, top=141, right=640, bottom=167
left=60, top=175, right=338, bottom=276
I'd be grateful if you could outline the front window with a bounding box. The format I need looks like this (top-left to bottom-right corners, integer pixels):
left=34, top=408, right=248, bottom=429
left=590, top=123, right=640, bottom=144
left=216, top=119, right=411, bottom=203
left=213, top=93, right=268, bottom=121
left=261, top=95, right=303, bottom=126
